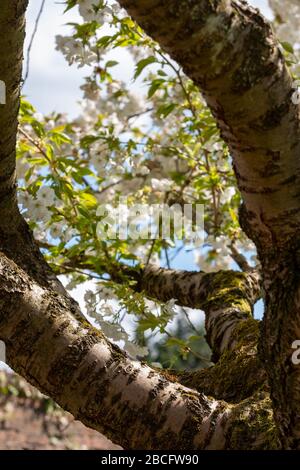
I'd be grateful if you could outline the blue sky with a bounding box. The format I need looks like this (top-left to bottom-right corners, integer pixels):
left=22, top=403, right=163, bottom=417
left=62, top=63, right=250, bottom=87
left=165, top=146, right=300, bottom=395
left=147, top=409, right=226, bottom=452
left=24, top=0, right=273, bottom=116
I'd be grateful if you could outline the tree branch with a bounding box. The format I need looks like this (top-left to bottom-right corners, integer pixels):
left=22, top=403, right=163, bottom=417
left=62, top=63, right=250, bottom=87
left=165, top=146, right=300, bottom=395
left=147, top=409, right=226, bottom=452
left=178, top=317, right=267, bottom=403
left=0, top=251, right=277, bottom=449
left=137, top=264, right=260, bottom=361
left=51, top=253, right=261, bottom=362
left=117, top=0, right=300, bottom=251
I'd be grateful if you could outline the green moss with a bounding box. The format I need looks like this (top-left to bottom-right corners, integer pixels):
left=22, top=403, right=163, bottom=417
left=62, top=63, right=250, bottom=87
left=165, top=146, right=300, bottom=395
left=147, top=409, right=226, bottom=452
left=232, top=317, right=260, bottom=344
left=227, top=392, right=280, bottom=450
left=203, top=271, right=255, bottom=314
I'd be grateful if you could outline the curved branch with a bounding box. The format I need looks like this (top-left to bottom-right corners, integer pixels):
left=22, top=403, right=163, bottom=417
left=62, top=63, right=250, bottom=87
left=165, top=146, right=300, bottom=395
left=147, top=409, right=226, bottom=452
left=138, top=265, right=260, bottom=360
left=55, top=255, right=261, bottom=362
left=178, top=318, right=267, bottom=403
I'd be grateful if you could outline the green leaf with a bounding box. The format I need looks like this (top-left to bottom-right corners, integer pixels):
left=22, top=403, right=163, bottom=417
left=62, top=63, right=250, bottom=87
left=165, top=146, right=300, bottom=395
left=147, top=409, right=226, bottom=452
left=80, top=192, right=98, bottom=207
left=134, top=56, right=157, bottom=80
left=157, top=103, right=176, bottom=118
left=138, top=314, right=161, bottom=332
left=105, top=60, right=119, bottom=68
left=281, top=41, right=294, bottom=54
left=148, top=79, right=165, bottom=98
left=64, top=0, right=78, bottom=13
left=80, top=135, right=101, bottom=148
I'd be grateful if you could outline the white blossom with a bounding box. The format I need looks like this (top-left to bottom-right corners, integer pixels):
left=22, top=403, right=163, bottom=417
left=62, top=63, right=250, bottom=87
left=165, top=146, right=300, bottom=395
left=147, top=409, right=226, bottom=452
left=55, top=35, right=97, bottom=67
left=79, top=1, right=113, bottom=23
left=38, top=186, right=56, bottom=206
left=162, top=298, right=177, bottom=317
left=151, top=178, right=172, bottom=192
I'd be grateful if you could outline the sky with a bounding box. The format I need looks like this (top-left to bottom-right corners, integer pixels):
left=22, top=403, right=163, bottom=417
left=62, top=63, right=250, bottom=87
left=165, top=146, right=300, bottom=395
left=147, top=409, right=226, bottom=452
left=24, top=0, right=273, bottom=117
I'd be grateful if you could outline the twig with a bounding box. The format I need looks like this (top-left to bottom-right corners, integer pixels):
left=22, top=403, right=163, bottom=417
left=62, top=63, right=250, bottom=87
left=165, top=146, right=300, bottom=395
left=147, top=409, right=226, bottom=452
left=52, top=263, right=103, bottom=280
left=229, top=242, right=252, bottom=272
left=19, top=126, right=50, bottom=163
left=23, top=0, right=46, bottom=86
left=164, top=246, right=171, bottom=269
left=181, top=306, right=200, bottom=335
left=146, top=239, right=156, bottom=266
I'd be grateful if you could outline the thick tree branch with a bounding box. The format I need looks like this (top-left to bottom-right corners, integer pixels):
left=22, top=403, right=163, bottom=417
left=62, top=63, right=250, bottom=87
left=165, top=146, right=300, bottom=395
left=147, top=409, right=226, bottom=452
left=0, top=2, right=51, bottom=283
left=0, top=252, right=276, bottom=449
left=117, top=0, right=300, bottom=251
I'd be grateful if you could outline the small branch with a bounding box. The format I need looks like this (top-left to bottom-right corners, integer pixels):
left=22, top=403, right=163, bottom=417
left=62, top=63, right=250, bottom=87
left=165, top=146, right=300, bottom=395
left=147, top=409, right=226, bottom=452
left=19, top=126, right=50, bottom=163
left=181, top=306, right=201, bottom=335
left=229, top=242, right=252, bottom=272
left=23, top=0, right=46, bottom=86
